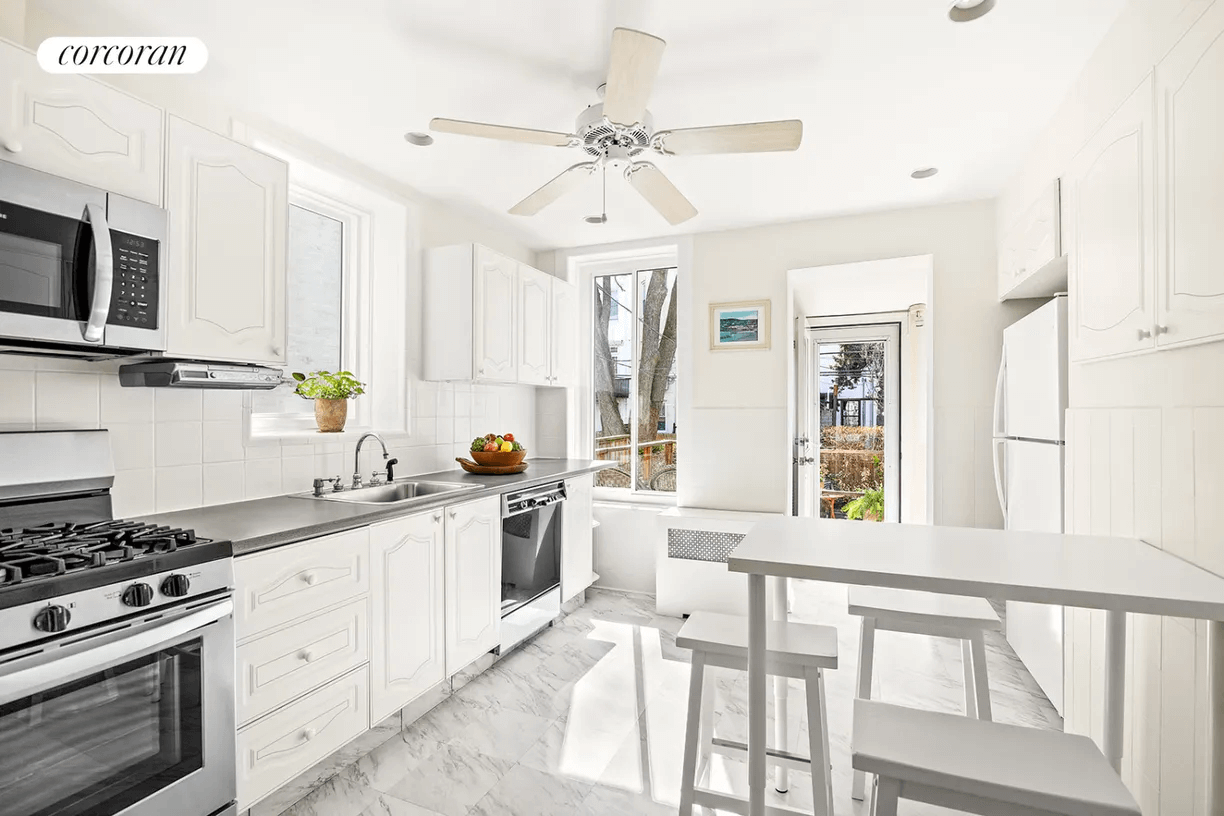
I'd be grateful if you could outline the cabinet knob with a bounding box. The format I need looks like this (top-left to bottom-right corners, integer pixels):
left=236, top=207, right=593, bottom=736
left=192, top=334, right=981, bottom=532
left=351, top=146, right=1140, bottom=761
left=272, top=344, right=283, bottom=356
left=448, top=509, right=457, bottom=519
left=433, top=512, right=442, bottom=523
left=2, top=138, right=22, bottom=154
left=301, top=728, right=317, bottom=742
left=1137, top=328, right=1152, bottom=340
left=298, top=649, right=317, bottom=663
left=302, top=571, right=319, bottom=586
left=1155, top=324, right=1169, bottom=336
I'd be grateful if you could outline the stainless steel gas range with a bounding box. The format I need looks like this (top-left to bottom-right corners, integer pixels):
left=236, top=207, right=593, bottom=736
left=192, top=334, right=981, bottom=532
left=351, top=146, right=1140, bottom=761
left=0, top=430, right=237, bottom=816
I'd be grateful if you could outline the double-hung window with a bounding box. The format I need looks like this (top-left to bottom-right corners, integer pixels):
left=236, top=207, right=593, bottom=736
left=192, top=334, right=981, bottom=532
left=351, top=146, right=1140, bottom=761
left=592, top=267, right=679, bottom=494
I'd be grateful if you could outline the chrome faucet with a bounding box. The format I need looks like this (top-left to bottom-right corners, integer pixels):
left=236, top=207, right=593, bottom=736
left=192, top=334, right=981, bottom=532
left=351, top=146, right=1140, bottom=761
left=353, top=432, right=389, bottom=489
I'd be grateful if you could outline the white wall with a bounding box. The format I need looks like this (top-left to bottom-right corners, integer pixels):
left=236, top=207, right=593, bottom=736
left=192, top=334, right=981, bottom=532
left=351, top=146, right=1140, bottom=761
left=0, top=0, right=24, bottom=41
left=998, top=0, right=1224, bottom=812
left=681, top=200, right=1038, bottom=527
left=2, top=13, right=539, bottom=518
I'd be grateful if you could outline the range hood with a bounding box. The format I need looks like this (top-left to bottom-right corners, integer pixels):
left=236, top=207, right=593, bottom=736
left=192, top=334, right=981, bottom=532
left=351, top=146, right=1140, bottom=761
left=118, top=361, right=284, bottom=389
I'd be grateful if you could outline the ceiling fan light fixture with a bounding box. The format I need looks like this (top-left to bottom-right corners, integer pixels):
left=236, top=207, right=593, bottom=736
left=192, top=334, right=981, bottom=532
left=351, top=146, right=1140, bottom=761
left=948, top=0, right=997, bottom=23
left=403, top=131, right=434, bottom=146
left=911, top=167, right=939, bottom=179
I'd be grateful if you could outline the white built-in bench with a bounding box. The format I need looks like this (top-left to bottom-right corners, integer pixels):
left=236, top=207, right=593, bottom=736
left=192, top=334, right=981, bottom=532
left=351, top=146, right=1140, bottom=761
left=853, top=700, right=1141, bottom=816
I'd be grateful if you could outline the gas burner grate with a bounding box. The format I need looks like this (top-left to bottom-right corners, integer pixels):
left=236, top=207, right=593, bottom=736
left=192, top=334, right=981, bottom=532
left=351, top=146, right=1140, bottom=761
left=0, top=519, right=211, bottom=587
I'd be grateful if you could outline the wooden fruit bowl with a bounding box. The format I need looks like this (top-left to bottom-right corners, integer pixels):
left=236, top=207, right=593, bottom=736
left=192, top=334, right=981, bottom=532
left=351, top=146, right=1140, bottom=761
left=470, top=449, right=527, bottom=467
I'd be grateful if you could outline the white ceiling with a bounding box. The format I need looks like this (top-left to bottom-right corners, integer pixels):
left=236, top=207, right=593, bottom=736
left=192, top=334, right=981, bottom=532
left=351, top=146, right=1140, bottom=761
left=37, top=0, right=1126, bottom=250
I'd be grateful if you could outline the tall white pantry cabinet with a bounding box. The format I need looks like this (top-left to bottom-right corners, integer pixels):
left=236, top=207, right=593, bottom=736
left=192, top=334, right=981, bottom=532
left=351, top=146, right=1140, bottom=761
left=424, top=244, right=579, bottom=387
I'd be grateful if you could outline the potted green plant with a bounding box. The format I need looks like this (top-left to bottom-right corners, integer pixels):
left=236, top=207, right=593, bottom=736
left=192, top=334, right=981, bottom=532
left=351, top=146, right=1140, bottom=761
left=844, top=487, right=884, bottom=522
left=291, top=370, right=365, bottom=433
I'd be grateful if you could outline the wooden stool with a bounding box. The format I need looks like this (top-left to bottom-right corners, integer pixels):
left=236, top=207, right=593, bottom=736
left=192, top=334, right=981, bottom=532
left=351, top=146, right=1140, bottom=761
left=853, top=700, right=1141, bottom=816
left=676, top=611, right=838, bottom=816
left=848, top=585, right=1002, bottom=801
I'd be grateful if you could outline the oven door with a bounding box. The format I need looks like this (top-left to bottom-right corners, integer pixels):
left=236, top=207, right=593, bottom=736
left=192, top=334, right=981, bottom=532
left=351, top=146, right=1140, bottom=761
left=0, top=598, right=236, bottom=816
left=0, top=163, right=114, bottom=349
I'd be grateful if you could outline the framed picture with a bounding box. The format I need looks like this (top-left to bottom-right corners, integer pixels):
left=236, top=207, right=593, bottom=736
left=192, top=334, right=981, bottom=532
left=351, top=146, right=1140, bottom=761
left=710, top=300, right=771, bottom=350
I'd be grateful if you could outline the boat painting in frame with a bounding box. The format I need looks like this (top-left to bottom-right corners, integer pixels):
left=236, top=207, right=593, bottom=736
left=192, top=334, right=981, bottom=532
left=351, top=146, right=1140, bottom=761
left=710, top=300, right=771, bottom=350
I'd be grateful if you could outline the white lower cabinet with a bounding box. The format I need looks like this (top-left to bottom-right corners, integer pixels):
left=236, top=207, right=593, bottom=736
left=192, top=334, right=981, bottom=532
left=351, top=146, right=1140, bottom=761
left=561, top=474, right=595, bottom=601
left=445, top=495, right=502, bottom=676
left=237, top=666, right=370, bottom=810
left=370, top=511, right=446, bottom=723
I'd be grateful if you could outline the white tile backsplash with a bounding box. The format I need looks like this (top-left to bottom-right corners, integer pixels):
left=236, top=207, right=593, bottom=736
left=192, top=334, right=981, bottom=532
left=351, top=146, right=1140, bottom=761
left=154, top=388, right=202, bottom=422
left=203, top=461, right=245, bottom=506
left=155, top=421, right=203, bottom=467
left=202, top=420, right=246, bottom=463
left=35, top=371, right=99, bottom=429
left=154, top=464, right=202, bottom=512
left=100, top=376, right=153, bottom=425
left=0, top=369, right=35, bottom=428
left=112, top=468, right=155, bottom=517
left=109, top=423, right=155, bottom=471
left=244, top=458, right=282, bottom=499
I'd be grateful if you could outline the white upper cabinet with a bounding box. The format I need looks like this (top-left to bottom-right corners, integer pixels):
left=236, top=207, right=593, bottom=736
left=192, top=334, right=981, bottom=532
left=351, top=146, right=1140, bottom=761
left=551, top=277, right=580, bottom=388
left=369, top=511, right=446, bottom=723
left=425, top=244, right=580, bottom=386
left=999, top=180, right=1066, bottom=301
left=1065, top=76, right=1157, bottom=362
left=561, top=474, right=595, bottom=601
left=164, top=115, right=288, bottom=365
left=517, top=264, right=553, bottom=385
left=0, top=40, right=163, bottom=204
left=444, top=495, right=501, bottom=676
left=1155, top=0, right=1224, bottom=348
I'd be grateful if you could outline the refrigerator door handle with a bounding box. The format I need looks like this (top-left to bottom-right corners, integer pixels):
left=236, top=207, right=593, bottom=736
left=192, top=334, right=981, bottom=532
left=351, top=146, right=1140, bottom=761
left=993, top=438, right=1008, bottom=519
left=992, top=345, right=1007, bottom=439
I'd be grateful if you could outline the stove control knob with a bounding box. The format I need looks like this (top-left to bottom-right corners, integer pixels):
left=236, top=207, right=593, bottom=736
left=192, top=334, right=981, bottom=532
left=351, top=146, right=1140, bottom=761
left=34, top=605, right=71, bottom=633
left=122, top=583, right=155, bottom=608
left=160, top=574, right=191, bottom=598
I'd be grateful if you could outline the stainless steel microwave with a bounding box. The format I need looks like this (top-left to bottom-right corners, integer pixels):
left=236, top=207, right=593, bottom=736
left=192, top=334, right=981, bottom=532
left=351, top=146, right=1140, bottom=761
left=0, top=161, right=168, bottom=358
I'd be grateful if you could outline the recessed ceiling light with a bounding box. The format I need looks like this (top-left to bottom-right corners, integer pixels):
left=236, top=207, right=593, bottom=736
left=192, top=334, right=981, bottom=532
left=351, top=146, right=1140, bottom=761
left=403, top=131, right=434, bottom=147
left=948, top=0, right=996, bottom=23
left=911, top=167, right=939, bottom=179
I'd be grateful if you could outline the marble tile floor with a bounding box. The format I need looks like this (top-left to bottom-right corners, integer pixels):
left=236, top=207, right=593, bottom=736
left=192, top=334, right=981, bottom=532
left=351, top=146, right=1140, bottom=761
left=272, top=586, right=1061, bottom=816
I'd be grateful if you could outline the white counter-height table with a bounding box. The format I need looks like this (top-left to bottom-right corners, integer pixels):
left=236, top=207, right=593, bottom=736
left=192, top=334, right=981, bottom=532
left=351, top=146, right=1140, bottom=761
left=726, top=518, right=1224, bottom=816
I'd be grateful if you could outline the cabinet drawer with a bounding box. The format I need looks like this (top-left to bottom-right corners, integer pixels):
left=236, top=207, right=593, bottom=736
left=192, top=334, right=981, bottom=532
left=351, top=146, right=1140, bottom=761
left=235, top=528, right=369, bottom=638
left=237, top=666, right=369, bottom=810
left=236, top=597, right=369, bottom=724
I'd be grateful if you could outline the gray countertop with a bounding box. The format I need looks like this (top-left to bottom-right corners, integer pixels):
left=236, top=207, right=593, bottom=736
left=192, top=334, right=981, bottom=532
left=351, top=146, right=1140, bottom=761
left=138, top=459, right=611, bottom=556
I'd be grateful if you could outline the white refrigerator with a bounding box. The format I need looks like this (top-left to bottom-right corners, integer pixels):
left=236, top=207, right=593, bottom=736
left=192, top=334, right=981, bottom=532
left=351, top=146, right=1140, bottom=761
left=993, top=295, right=1067, bottom=715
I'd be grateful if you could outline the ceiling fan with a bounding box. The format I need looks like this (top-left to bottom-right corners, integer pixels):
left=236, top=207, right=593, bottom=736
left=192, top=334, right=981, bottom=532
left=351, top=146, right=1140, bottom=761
left=429, top=28, right=804, bottom=226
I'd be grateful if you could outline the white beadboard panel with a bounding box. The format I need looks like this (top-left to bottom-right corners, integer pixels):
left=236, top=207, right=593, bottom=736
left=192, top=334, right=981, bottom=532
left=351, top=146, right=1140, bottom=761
left=111, top=468, right=155, bottom=518
left=1132, top=612, right=1163, bottom=812
left=153, top=388, right=202, bottom=422
left=202, top=420, right=247, bottom=463
left=244, top=458, right=283, bottom=499
left=154, top=421, right=203, bottom=467
left=1089, top=413, right=1112, bottom=536
left=1192, top=408, right=1224, bottom=578
left=1159, top=616, right=1197, bottom=815
left=1162, top=408, right=1198, bottom=563
left=0, top=368, right=34, bottom=428
left=1133, top=411, right=1163, bottom=548
left=1109, top=413, right=1136, bottom=539
left=1090, top=607, right=1106, bottom=748
left=203, top=461, right=245, bottom=507
left=100, top=376, right=153, bottom=425
left=108, top=423, right=155, bottom=472
left=35, top=371, right=100, bottom=429
left=1070, top=410, right=1094, bottom=536
left=154, top=464, right=202, bottom=512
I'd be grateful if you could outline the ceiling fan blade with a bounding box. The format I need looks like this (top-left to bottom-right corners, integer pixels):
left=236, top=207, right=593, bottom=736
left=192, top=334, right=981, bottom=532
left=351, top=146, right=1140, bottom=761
left=602, top=28, right=666, bottom=126
left=430, top=118, right=573, bottom=147
left=509, top=163, right=598, bottom=216
left=624, top=162, right=697, bottom=225
left=655, top=120, right=804, bottom=155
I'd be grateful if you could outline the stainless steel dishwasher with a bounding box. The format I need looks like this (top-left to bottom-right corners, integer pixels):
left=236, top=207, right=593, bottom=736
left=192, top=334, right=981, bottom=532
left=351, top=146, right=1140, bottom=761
left=499, top=481, right=565, bottom=653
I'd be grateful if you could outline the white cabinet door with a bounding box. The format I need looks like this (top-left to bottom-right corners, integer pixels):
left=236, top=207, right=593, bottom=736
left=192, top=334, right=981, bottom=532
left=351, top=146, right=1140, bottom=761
left=0, top=41, right=163, bottom=204
left=1066, top=76, right=1157, bottom=362
left=1155, top=0, right=1224, bottom=348
left=444, top=495, right=501, bottom=675
left=999, top=181, right=1061, bottom=299
left=561, top=474, right=595, bottom=602
left=369, top=510, right=445, bottom=723
left=164, top=115, right=288, bottom=365
left=517, top=264, right=553, bottom=385
left=551, top=278, right=580, bottom=388
left=473, top=246, right=516, bottom=382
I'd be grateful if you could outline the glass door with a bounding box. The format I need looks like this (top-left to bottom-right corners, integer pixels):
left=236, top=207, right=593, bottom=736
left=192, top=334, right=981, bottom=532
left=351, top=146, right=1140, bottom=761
left=808, top=323, right=900, bottom=522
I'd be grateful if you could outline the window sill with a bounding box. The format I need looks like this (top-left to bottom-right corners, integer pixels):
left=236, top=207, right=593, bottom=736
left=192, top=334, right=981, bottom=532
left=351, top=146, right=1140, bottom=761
left=247, top=426, right=377, bottom=445
left=592, top=490, right=678, bottom=510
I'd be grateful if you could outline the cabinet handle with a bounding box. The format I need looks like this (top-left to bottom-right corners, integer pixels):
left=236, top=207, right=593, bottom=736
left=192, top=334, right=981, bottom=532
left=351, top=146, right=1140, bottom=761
left=1155, top=325, right=1169, bottom=336
left=1137, top=328, right=1152, bottom=340
left=1, top=138, right=21, bottom=154
left=272, top=344, right=283, bottom=356
left=433, top=512, right=443, bottom=523
left=448, top=509, right=457, bottom=519
left=302, top=571, right=319, bottom=586
left=298, top=649, right=317, bottom=663
left=301, top=728, right=317, bottom=742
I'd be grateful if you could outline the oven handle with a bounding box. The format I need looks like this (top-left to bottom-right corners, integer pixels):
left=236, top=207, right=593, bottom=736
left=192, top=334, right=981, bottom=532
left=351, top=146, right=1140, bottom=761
left=81, top=202, right=113, bottom=344
left=0, top=599, right=232, bottom=705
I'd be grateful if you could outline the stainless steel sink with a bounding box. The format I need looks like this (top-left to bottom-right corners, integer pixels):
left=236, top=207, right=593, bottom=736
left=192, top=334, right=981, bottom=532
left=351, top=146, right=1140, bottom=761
left=296, top=480, right=478, bottom=505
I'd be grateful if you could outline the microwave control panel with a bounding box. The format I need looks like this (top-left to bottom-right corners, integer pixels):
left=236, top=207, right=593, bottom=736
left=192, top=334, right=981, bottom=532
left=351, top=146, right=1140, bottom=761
left=107, top=231, right=160, bottom=329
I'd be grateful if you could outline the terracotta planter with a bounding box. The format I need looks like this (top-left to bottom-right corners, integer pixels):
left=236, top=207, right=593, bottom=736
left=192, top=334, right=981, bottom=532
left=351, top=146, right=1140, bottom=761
left=314, top=398, right=348, bottom=433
